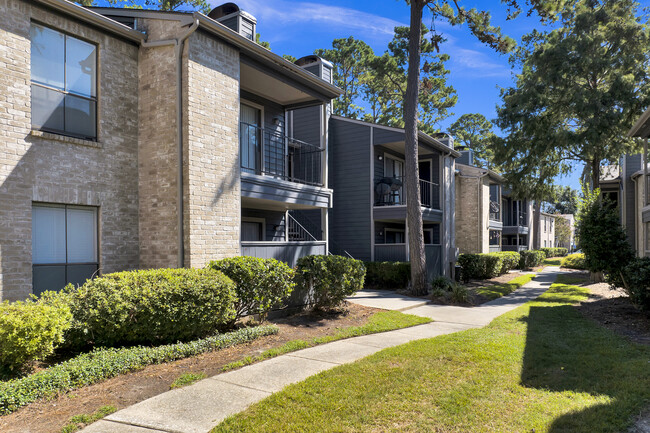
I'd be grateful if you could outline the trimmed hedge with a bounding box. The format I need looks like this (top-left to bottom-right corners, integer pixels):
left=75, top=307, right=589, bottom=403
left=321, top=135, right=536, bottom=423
left=0, top=300, right=71, bottom=373
left=0, top=325, right=278, bottom=415
left=363, top=262, right=410, bottom=289
left=61, top=268, right=237, bottom=348
left=540, top=247, right=569, bottom=258
left=296, top=255, right=366, bottom=309
left=562, top=253, right=586, bottom=270
left=519, top=250, right=546, bottom=269
left=457, top=252, right=521, bottom=282
left=208, top=257, right=295, bottom=321
left=622, top=257, right=650, bottom=311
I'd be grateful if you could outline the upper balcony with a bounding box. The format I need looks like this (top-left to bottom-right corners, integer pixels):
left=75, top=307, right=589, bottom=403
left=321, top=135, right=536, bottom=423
left=373, top=176, right=442, bottom=222
left=503, top=210, right=529, bottom=235
left=239, top=121, right=331, bottom=209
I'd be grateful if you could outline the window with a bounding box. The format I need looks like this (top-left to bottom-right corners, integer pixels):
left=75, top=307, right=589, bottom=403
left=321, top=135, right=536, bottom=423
left=32, top=204, right=98, bottom=295
left=384, top=156, right=405, bottom=204
left=423, top=225, right=441, bottom=245
left=241, top=218, right=264, bottom=241
left=385, top=229, right=405, bottom=244
left=489, top=230, right=500, bottom=246
left=240, top=102, right=262, bottom=174
left=30, top=23, right=97, bottom=139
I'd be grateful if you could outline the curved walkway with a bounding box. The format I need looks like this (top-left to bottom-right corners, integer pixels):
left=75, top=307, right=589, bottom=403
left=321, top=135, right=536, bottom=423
left=82, top=267, right=565, bottom=433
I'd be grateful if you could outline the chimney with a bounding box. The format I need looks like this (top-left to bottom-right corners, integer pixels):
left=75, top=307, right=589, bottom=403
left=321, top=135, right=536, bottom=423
left=295, top=55, right=333, bottom=84
left=433, top=132, right=454, bottom=149
left=457, top=149, right=474, bottom=166
left=208, top=3, right=257, bottom=41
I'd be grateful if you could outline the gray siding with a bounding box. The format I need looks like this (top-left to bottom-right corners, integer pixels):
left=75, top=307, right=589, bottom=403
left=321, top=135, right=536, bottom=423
left=291, top=106, right=321, bottom=147
left=624, top=154, right=641, bottom=247
left=219, top=16, right=238, bottom=32
left=329, top=118, right=372, bottom=260
left=242, top=208, right=285, bottom=241
left=240, top=242, right=326, bottom=268
left=373, top=128, right=405, bottom=146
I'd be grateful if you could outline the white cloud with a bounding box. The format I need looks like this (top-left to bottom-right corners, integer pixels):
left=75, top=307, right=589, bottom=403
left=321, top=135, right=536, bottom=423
left=226, top=0, right=406, bottom=36
left=449, top=47, right=512, bottom=77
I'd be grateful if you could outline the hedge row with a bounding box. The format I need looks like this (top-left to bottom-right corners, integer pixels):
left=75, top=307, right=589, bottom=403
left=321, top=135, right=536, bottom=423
left=539, top=247, right=569, bottom=258
left=621, top=258, right=650, bottom=310
left=562, top=253, right=586, bottom=270
left=296, top=255, right=366, bottom=309
left=0, top=325, right=278, bottom=415
left=519, top=250, right=546, bottom=269
left=363, top=262, right=411, bottom=289
left=457, top=251, right=521, bottom=282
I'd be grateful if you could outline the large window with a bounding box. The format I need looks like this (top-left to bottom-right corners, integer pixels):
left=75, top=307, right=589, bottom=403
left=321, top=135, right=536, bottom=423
left=32, top=204, right=98, bottom=294
left=30, top=23, right=97, bottom=139
left=240, top=103, right=262, bottom=174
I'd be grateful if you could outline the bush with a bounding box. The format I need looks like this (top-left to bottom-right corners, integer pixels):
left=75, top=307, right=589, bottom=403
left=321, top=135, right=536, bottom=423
left=62, top=268, right=237, bottom=348
left=622, top=257, right=650, bottom=310
left=562, top=253, right=586, bottom=270
left=0, top=301, right=71, bottom=373
left=208, top=257, right=295, bottom=321
left=364, top=262, right=410, bottom=289
left=0, top=325, right=277, bottom=415
left=458, top=252, right=520, bottom=282
left=296, top=255, right=366, bottom=309
left=519, top=250, right=546, bottom=269
left=431, top=276, right=454, bottom=294
left=450, top=283, right=470, bottom=304
left=540, top=247, right=569, bottom=258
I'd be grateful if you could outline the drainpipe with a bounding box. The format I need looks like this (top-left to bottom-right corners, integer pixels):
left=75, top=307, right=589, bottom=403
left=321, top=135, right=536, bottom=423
left=141, top=18, right=199, bottom=268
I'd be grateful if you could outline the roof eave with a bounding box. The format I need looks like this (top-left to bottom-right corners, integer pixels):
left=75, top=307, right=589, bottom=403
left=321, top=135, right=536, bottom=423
left=628, top=106, right=650, bottom=137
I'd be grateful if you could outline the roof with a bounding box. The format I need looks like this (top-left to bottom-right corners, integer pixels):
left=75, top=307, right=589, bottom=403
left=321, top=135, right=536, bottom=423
left=330, top=115, right=461, bottom=157
left=455, top=163, right=505, bottom=183
left=628, top=106, right=650, bottom=138
left=88, top=6, right=341, bottom=101
left=33, top=0, right=145, bottom=42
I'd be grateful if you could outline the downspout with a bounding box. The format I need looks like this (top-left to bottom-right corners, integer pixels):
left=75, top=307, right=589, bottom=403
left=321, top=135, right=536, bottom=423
left=141, top=18, right=199, bottom=268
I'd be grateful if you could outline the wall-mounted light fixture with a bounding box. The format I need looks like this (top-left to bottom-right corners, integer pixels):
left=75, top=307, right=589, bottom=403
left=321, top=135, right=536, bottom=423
left=378, top=155, right=383, bottom=161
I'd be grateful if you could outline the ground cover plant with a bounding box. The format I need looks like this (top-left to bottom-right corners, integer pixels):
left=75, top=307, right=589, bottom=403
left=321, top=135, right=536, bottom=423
left=60, top=405, right=116, bottom=433
left=213, top=275, right=650, bottom=433
left=170, top=372, right=207, bottom=389
left=221, top=311, right=430, bottom=372
left=0, top=325, right=278, bottom=415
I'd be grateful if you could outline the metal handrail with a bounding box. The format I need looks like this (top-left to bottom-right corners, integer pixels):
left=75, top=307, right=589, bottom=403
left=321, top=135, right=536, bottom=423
left=240, top=122, right=324, bottom=186
left=287, top=212, right=318, bottom=242
left=374, top=176, right=440, bottom=209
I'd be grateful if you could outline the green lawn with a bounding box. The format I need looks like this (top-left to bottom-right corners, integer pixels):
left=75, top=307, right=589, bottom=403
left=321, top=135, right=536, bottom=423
left=474, top=273, right=535, bottom=300
left=213, top=275, right=650, bottom=433
left=543, top=257, right=563, bottom=265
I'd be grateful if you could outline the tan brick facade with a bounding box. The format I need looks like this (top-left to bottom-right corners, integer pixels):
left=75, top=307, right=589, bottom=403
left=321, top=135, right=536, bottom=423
left=0, top=0, right=139, bottom=301
left=455, top=174, right=491, bottom=254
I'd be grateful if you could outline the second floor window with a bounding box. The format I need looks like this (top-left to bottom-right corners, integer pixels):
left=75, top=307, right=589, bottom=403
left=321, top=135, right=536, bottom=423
left=30, top=23, right=97, bottom=139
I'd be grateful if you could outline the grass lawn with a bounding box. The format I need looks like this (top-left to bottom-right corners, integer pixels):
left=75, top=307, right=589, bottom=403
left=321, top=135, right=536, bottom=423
left=474, top=273, right=535, bottom=300
left=543, top=257, right=563, bottom=265
left=213, top=275, right=650, bottom=433
left=221, top=310, right=431, bottom=371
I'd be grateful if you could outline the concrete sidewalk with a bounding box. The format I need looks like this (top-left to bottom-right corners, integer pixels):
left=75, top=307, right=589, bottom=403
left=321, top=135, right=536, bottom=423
left=82, top=267, right=564, bottom=433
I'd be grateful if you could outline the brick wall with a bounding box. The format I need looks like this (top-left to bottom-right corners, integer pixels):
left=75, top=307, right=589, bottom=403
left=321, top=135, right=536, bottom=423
left=0, top=0, right=139, bottom=300
left=183, top=30, right=241, bottom=267
left=455, top=175, right=480, bottom=254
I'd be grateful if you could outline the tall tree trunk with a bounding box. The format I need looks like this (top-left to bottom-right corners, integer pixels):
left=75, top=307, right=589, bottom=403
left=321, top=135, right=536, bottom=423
left=591, top=157, right=600, bottom=191
left=405, top=1, right=427, bottom=295
left=532, top=200, right=541, bottom=250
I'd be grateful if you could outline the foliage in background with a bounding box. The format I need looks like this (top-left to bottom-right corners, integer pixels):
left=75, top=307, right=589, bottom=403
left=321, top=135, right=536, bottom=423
left=458, top=251, right=521, bottom=282
left=363, top=262, right=411, bottom=290
left=494, top=0, right=650, bottom=192
left=57, top=268, right=237, bottom=348
left=539, top=247, right=568, bottom=258
left=544, top=186, right=580, bottom=214
left=0, top=325, right=278, bottom=415
left=0, top=300, right=71, bottom=374
left=518, top=250, right=546, bottom=269
left=296, top=255, right=366, bottom=310
left=621, top=257, right=650, bottom=310
left=561, top=253, right=586, bottom=270
left=208, top=257, right=295, bottom=322
left=554, top=215, right=572, bottom=249
left=74, top=0, right=210, bottom=13
left=448, top=113, right=497, bottom=169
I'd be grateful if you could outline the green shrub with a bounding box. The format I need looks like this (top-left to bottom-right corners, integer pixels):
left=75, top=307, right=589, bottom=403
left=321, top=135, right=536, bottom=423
left=493, top=251, right=521, bottom=273
left=0, top=325, right=277, bottom=415
left=208, top=257, right=295, bottom=321
left=363, top=262, right=410, bottom=289
left=0, top=300, right=71, bottom=373
left=561, top=253, right=586, bottom=270
left=519, top=250, right=546, bottom=269
left=450, top=283, right=470, bottom=304
left=457, top=254, right=481, bottom=282
left=622, top=257, right=650, bottom=310
left=431, top=276, right=454, bottom=294
left=458, top=252, right=518, bottom=281
left=62, top=268, right=237, bottom=348
left=556, top=247, right=568, bottom=257
left=296, top=255, right=366, bottom=309
left=540, top=247, right=570, bottom=258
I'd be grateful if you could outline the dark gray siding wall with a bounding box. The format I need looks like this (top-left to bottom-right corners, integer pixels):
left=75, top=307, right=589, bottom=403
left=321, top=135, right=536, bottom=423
left=290, top=106, right=321, bottom=147
left=624, top=154, right=641, bottom=247
left=241, top=90, right=286, bottom=175
left=373, top=128, right=405, bottom=146
left=329, top=119, right=372, bottom=260
left=241, top=208, right=285, bottom=241
left=289, top=209, right=323, bottom=241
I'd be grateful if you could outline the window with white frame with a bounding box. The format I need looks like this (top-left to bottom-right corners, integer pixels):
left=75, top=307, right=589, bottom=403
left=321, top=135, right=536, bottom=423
left=30, top=23, right=97, bottom=139
left=385, top=228, right=405, bottom=244
left=32, top=204, right=98, bottom=294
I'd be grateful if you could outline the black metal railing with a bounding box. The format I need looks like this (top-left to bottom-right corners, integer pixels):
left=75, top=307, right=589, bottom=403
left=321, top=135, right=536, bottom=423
left=374, top=176, right=439, bottom=209
left=240, top=122, right=324, bottom=186
left=504, top=210, right=527, bottom=226
left=489, top=200, right=500, bottom=221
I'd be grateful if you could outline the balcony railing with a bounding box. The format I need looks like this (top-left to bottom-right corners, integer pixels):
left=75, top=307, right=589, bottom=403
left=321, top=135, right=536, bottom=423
left=240, top=122, right=324, bottom=187
left=374, top=176, right=440, bottom=209
left=489, top=200, right=500, bottom=221
left=504, top=210, right=527, bottom=227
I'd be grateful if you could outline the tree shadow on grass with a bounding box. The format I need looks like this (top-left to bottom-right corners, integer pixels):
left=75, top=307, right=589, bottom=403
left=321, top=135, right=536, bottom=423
left=520, top=303, right=650, bottom=432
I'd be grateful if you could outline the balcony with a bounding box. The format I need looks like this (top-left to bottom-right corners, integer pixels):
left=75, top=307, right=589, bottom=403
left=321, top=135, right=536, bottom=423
left=502, top=245, right=528, bottom=252
left=373, top=176, right=441, bottom=222
left=240, top=122, right=331, bottom=208
left=503, top=210, right=529, bottom=235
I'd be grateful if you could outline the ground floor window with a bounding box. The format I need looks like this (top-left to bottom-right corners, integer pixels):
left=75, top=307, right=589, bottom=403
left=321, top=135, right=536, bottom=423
left=489, top=230, right=501, bottom=246
left=32, top=203, right=98, bottom=295
left=241, top=218, right=265, bottom=241
left=423, top=224, right=441, bottom=245
left=385, top=228, right=405, bottom=244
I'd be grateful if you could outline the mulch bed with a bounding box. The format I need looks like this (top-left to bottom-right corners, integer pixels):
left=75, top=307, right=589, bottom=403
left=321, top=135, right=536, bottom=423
left=0, top=302, right=381, bottom=433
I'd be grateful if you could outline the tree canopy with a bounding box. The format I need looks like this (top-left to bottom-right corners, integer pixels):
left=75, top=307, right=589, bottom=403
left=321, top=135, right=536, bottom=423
left=448, top=113, right=497, bottom=168
left=544, top=185, right=580, bottom=214
left=75, top=0, right=210, bottom=13
left=493, top=0, right=650, bottom=193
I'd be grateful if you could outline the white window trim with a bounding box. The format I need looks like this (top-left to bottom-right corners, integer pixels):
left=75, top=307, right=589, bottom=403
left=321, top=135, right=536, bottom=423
left=384, top=228, right=406, bottom=244
left=241, top=217, right=266, bottom=242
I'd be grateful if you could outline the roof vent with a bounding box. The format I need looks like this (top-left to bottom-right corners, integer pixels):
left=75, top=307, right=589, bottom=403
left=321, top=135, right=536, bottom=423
left=208, top=3, right=257, bottom=41
left=457, top=149, right=474, bottom=166
left=295, top=55, right=333, bottom=84
left=433, top=132, right=454, bottom=149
